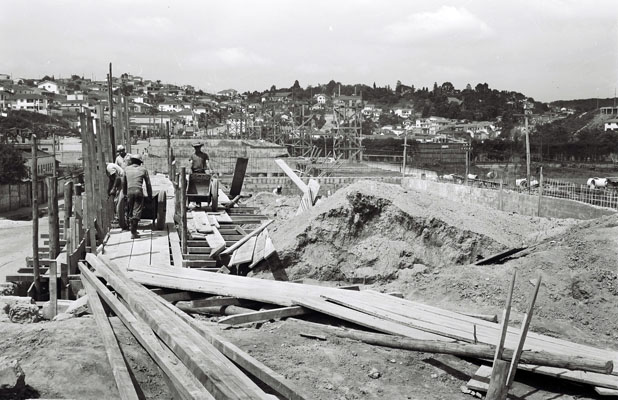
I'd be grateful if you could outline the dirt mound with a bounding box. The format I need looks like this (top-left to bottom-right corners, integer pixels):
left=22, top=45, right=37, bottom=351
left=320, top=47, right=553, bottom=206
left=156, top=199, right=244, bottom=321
left=271, top=181, right=570, bottom=283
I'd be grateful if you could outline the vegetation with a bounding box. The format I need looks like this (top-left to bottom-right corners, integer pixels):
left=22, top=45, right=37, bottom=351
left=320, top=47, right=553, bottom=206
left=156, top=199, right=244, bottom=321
left=0, top=143, right=28, bottom=183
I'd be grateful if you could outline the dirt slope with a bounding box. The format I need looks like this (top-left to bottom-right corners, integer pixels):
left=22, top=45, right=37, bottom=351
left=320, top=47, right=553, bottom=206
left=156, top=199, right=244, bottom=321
left=271, top=180, right=572, bottom=283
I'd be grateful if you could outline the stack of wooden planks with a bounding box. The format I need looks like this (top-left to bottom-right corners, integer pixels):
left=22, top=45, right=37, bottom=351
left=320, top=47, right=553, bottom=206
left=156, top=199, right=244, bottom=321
left=182, top=207, right=275, bottom=272
left=80, top=253, right=306, bottom=400
left=125, top=264, right=618, bottom=395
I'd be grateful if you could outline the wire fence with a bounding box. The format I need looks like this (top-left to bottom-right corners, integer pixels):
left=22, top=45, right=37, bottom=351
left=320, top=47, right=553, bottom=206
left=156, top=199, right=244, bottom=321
left=436, top=175, right=618, bottom=210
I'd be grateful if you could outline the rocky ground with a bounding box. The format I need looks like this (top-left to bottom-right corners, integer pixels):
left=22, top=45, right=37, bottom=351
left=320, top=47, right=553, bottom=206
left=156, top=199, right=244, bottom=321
left=1, top=180, right=616, bottom=399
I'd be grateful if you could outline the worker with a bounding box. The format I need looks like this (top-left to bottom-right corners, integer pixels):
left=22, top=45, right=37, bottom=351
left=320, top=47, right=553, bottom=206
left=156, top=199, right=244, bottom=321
left=105, top=163, right=124, bottom=219
left=115, top=145, right=127, bottom=169
left=189, top=142, right=210, bottom=173
left=272, top=185, right=282, bottom=195
left=188, top=142, right=211, bottom=208
left=122, top=153, right=152, bottom=239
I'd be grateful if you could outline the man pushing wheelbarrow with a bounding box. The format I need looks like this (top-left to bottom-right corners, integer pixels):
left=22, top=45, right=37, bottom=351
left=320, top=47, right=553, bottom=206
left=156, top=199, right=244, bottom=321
left=187, top=142, right=219, bottom=211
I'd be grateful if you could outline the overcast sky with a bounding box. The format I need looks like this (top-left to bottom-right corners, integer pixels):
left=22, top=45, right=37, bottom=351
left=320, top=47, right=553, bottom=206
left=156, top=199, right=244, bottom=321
left=1, top=0, right=616, bottom=101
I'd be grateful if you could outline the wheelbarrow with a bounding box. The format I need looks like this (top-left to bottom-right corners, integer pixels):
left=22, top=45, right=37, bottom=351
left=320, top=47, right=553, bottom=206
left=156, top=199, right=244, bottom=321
left=187, top=172, right=219, bottom=211
left=118, top=190, right=167, bottom=231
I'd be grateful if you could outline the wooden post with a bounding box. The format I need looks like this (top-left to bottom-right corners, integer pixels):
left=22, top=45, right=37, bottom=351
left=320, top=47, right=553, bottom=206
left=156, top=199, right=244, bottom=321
left=537, top=167, right=543, bottom=217
left=494, top=271, right=517, bottom=363
left=47, top=176, right=59, bottom=259
left=179, top=167, right=188, bottom=255
left=486, top=359, right=510, bottom=400
left=67, top=217, right=77, bottom=275
left=507, top=275, right=542, bottom=387
left=498, top=179, right=504, bottom=211
left=52, top=130, right=57, bottom=178
left=167, top=121, right=171, bottom=175
left=525, top=105, right=531, bottom=195
left=48, top=260, right=57, bottom=318
left=80, top=113, right=97, bottom=251
left=107, top=63, right=115, bottom=154
left=402, top=133, right=407, bottom=177
left=31, top=134, right=41, bottom=297
left=124, top=95, right=130, bottom=152
left=63, top=181, right=73, bottom=240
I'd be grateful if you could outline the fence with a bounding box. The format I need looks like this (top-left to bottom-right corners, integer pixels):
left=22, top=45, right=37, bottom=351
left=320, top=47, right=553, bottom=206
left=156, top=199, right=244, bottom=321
left=0, top=174, right=80, bottom=213
left=434, top=174, right=618, bottom=211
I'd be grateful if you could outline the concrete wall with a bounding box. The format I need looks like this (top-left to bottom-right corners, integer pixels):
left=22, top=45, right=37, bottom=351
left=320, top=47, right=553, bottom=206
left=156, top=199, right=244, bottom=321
left=0, top=177, right=71, bottom=213
left=364, top=161, right=439, bottom=180
left=239, top=176, right=402, bottom=196
left=402, top=177, right=616, bottom=220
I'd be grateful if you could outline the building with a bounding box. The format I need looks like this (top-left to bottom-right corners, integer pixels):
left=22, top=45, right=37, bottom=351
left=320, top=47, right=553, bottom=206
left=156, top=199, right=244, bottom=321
left=158, top=102, right=185, bottom=112
left=314, top=94, right=327, bottom=104
left=333, top=95, right=363, bottom=107
left=394, top=108, right=413, bottom=119
left=601, top=107, right=618, bottom=115
left=9, top=94, right=49, bottom=114
left=217, top=89, right=238, bottom=98
left=11, top=144, right=57, bottom=177
left=37, top=80, right=64, bottom=94
left=605, top=118, right=618, bottom=131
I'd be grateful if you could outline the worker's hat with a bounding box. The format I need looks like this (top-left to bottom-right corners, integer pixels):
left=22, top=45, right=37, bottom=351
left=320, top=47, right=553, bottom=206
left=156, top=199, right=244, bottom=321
left=116, top=144, right=125, bottom=152
left=129, top=153, right=143, bottom=164
left=192, top=142, right=203, bottom=147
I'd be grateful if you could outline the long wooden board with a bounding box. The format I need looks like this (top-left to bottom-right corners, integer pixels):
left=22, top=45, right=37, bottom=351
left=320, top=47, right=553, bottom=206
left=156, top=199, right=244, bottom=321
left=78, top=263, right=214, bottom=400
left=82, top=278, right=139, bottom=400
left=218, top=306, right=308, bottom=325
left=229, top=237, right=257, bottom=266
left=192, top=211, right=213, bottom=233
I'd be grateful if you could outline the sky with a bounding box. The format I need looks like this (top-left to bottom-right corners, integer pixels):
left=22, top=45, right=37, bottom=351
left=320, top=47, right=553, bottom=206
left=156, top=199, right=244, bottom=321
left=1, top=0, right=617, bottom=102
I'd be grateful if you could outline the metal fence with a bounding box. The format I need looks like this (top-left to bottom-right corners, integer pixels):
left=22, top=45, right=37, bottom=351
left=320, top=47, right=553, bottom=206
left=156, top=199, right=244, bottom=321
left=435, top=175, right=618, bottom=210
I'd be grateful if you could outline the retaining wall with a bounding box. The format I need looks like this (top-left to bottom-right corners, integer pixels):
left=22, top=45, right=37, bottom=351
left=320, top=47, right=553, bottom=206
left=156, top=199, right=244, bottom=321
left=0, top=177, right=72, bottom=213
left=402, top=178, right=616, bottom=220
left=238, top=176, right=403, bottom=196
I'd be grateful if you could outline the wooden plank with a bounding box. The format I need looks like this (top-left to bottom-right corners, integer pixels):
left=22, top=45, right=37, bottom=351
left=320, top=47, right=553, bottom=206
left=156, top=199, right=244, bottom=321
left=229, top=237, right=257, bottom=266
left=475, top=247, right=527, bottom=266
left=263, top=234, right=276, bottom=259
left=180, top=296, right=242, bottom=308
left=486, top=359, right=510, bottom=400
left=221, top=220, right=273, bottom=256
left=205, top=227, right=226, bottom=257
left=229, top=157, right=249, bottom=198
left=90, top=255, right=272, bottom=399
left=82, top=277, right=140, bottom=400
left=78, top=262, right=215, bottom=400
left=211, top=212, right=233, bottom=224
left=192, top=211, right=213, bottom=233
left=149, top=228, right=171, bottom=267
left=48, top=261, right=57, bottom=318
left=494, top=272, right=517, bottom=362
left=275, top=159, right=308, bottom=193
left=217, top=189, right=231, bottom=204
left=248, top=230, right=267, bottom=269
left=167, top=223, right=183, bottom=268
left=218, top=306, right=309, bottom=325
left=207, top=214, right=220, bottom=228
left=152, top=294, right=309, bottom=400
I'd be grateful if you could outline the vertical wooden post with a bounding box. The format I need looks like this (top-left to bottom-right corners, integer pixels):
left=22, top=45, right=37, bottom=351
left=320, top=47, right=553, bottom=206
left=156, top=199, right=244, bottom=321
left=31, top=134, right=41, bottom=297
left=124, top=96, right=131, bottom=153
left=107, top=63, right=115, bottom=154
left=68, top=217, right=77, bottom=275
left=116, top=94, right=124, bottom=149
left=63, top=181, right=73, bottom=240
left=402, top=133, right=407, bottom=177
left=537, top=167, right=543, bottom=217
left=167, top=121, right=171, bottom=175
left=47, top=176, right=59, bottom=259
left=499, top=179, right=504, bottom=211
left=48, top=260, right=57, bottom=318
left=52, top=130, right=57, bottom=178
left=179, top=167, right=188, bottom=255
left=486, top=359, right=510, bottom=400
left=80, top=113, right=96, bottom=251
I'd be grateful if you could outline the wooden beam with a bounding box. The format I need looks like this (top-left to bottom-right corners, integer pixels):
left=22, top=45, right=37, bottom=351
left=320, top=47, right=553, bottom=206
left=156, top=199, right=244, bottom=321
left=224, top=195, right=242, bottom=210
left=177, top=296, right=242, bottom=309
left=218, top=306, right=309, bottom=325
left=47, top=176, right=60, bottom=259
left=275, top=159, right=308, bottom=193
left=475, top=247, right=527, bottom=266
left=82, top=277, right=140, bottom=400
left=494, top=271, right=516, bottom=362
left=229, top=237, right=257, bottom=266
left=229, top=157, right=248, bottom=198
left=221, top=220, right=273, bottom=256
left=48, top=260, right=57, bottom=318
left=486, top=359, right=510, bottom=400
left=78, top=262, right=214, bottom=400
left=90, top=254, right=271, bottom=399
left=179, top=168, right=188, bottom=255
left=31, top=134, right=40, bottom=297
left=152, top=294, right=309, bottom=400
left=506, top=275, right=542, bottom=387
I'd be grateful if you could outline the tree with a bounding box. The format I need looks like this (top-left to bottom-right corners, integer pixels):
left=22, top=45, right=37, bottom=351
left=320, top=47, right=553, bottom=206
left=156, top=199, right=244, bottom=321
left=71, top=75, right=80, bottom=81
left=0, top=144, right=28, bottom=183
left=441, top=82, right=454, bottom=94
left=291, top=80, right=301, bottom=90
left=270, top=85, right=277, bottom=92
left=41, top=75, right=54, bottom=82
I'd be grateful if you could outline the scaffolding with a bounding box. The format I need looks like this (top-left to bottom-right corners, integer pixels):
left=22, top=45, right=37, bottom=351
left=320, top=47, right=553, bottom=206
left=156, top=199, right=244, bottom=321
left=331, top=96, right=363, bottom=161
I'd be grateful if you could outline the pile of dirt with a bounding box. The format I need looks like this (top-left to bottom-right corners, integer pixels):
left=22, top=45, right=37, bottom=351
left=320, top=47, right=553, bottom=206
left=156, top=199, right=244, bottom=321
left=270, top=181, right=571, bottom=283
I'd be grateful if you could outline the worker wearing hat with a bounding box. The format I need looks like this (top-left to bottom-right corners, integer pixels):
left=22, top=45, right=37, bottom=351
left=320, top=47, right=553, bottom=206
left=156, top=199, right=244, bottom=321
left=115, top=145, right=127, bottom=169
left=187, top=142, right=211, bottom=208
left=106, top=163, right=124, bottom=218
left=122, top=153, right=152, bottom=239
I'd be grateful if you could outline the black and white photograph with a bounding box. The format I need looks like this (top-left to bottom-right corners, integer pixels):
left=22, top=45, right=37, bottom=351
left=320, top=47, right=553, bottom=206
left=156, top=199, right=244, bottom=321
left=1, top=1, right=618, bottom=399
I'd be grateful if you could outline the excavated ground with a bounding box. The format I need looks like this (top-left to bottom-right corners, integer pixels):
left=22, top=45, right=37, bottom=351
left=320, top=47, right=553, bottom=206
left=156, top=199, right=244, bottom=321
left=269, top=181, right=573, bottom=284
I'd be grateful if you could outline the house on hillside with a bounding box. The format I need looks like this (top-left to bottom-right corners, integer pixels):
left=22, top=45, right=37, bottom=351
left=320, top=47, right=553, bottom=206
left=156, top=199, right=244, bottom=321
left=605, top=118, right=618, bottom=131
left=158, top=101, right=184, bottom=112
left=217, top=89, right=238, bottom=98
left=37, top=80, right=65, bottom=94
left=333, top=95, right=362, bottom=108
left=11, top=144, right=57, bottom=177
left=314, top=94, right=328, bottom=104
left=265, top=92, right=293, bottom=103
left=9, top=94, right=49, bottom=114
left=394, top=108, right=413, bottom=119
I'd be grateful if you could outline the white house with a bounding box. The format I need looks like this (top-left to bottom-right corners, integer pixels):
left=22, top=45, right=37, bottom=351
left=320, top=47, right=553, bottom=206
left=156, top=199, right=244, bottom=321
left=394, top=108, right=413, bottom=119
left=158, top=102, right=184, bottom=112
left=37, top=80, right=64, bottom=94
left=217, top=89, right=238, bottom=98
left=315, top=94, right=327, bottom=104
left=10, top=94, right=49, bottom=114
left=605, top=118, right=618, bottom=131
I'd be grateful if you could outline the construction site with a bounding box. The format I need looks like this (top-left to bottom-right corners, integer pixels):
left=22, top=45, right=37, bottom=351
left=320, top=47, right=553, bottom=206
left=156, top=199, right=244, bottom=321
left=2, top=103, right=618, bottom=400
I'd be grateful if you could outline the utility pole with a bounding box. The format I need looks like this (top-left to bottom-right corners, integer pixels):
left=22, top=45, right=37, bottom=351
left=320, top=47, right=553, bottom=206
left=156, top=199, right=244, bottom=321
left=107, top=63, right=115, bottom=154
left=402, top=132, right=408, bottom=177
left=31, top=134, right=40, bottom=297
left=52, top=130, right=57, bottom=178
left=464, top=142, right=471, bottom=184
left=524, top=101, right=531, bottom=194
